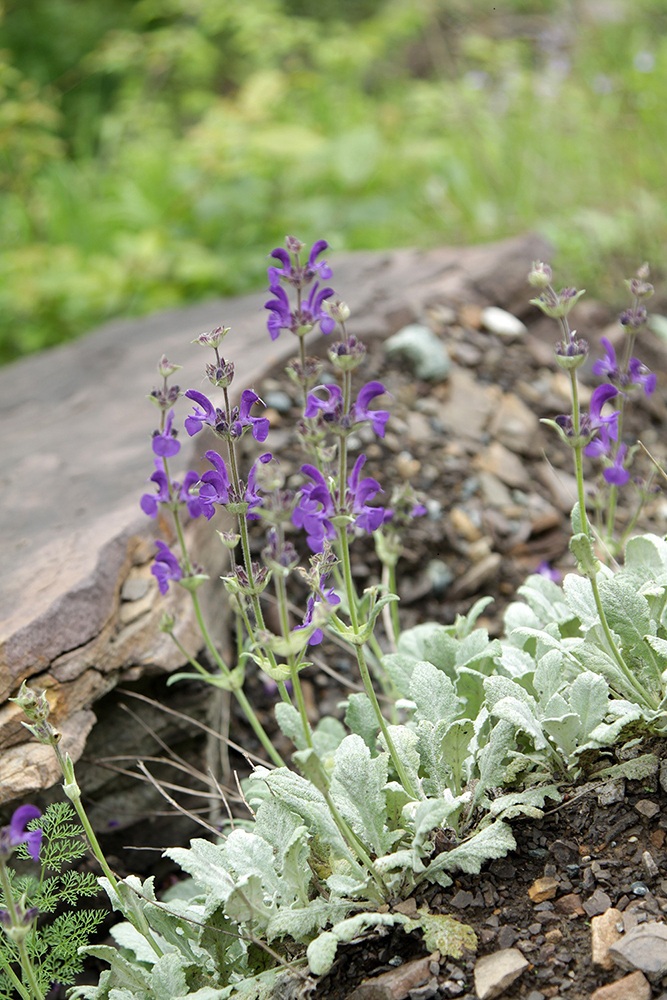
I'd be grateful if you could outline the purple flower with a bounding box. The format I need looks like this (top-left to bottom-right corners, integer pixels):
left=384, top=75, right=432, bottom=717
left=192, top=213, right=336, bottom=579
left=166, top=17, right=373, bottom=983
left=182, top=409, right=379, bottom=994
left=0, top=805, right=42, bottom=862
left=184, top=389, right=269, bottom=442
left=292, top=455, right=387, bottom=553
left=536, top=561, right=562, bottom=584
left=198, top=450, right=231, bottom=517
left=184, top=389, right=217, bottom=436
left=353, top=381, right=390, bottom=438
left=140, top=463, right=204, bottom=519
left=347, top=455, right=387, bottom=534
left=603, top=443, right=631, bottom=486
left=292, top=465, right=336, bottom=552
left=304, top=384, right=343, bottom=420
left=236, top=390, right=270, bottom=443
left=264, top=282, right=335, bottom=341
left=267, top=238, right=332, bottom=289
left=583, top=384, right=621, bottom=451
left=151, top=410, right=180, bottom=457
left=592, top=337, right=656, bottom=395
left=304, top=381, right=390, bottom=437
left=628, top=357, right=657, bottom=395
left=152, top=541, right=182, bottom=594
left=196, top=450, right=273, bottom=520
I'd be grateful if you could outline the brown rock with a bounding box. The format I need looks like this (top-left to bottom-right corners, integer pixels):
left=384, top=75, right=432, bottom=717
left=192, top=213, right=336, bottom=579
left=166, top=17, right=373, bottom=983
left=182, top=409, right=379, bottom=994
left=591, top=908, right=624, bottom=970
left=473, top=948, right=529, bottom=1000
left=528, top=876, right=559, bottom=903
left=554, top=893, right=585, bottom=916
left=589, top=970, right=651, bottom=1000
left=347, top=955, right=433, bottom=1000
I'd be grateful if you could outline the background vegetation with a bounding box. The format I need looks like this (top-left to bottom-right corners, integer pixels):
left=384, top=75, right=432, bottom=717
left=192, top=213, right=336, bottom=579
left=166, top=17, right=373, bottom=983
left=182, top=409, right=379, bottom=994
left=1, top=0, right=666, bottom=362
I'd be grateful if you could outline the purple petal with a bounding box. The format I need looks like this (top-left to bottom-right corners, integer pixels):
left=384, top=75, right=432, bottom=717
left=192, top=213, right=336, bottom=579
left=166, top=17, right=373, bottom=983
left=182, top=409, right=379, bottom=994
left=10, top=805, right=41, bottom=842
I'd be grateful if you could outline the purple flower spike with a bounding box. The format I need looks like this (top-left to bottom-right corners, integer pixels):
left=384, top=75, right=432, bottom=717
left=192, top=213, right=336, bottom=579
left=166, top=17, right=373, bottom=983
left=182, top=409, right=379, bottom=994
left=603, top=443, right=631, bottom=485
left=347, top=455, right=387, bottom=533
left=628, top=357, right=657, bottom=395
left=1, top=805, right=43, bottom=862
left=184, top=389, right=217, bottom=436
left=152, top=541, right=182, bottom=594
left=304, top=384, right=343, bottom=419
left=589, top=384, right=620, bottom=435
left=237, top=390, right=270, bottom=442
left=152, top=410, right=181, bottom=457
left=592, top=337, right=619, bottom=381
left=198, top=450, right=231, bottom=518
left=354, top=381, right=390, bottom=438
left=140, top=464, right=170, bottom=517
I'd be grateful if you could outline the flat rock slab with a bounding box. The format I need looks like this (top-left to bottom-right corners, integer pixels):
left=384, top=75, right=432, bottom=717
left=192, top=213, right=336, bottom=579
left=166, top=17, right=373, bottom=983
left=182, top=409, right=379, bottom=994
left=0, top=234, right=550, bottom=804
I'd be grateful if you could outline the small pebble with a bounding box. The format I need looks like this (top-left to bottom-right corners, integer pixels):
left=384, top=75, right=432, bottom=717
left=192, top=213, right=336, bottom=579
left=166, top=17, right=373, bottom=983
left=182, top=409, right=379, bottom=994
left=481, top=306, right=528, bottom=340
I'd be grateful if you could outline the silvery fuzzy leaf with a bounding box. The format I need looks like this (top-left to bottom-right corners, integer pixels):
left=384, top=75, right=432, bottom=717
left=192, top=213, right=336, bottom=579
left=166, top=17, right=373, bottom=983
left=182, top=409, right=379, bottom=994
left=484, top=675, right=537, bottom=711
left=568, top=671, right=609, bottom=734
left=456, top=630, right=502, bottom=673
left=489, top=696, right=548, bottom=750
left=408, top=796, right=461, bottom=854
left=572, top=642, right=630, bottom=696
left=263, top=768, right=354, bottom=862
left=598, top=577, right=656, bottom=667
left=416, top=720, right=451, bottom=797
left=82, top=945, right=151, bottom=992
left=166, top=840, right=234, bottom=910
left=503, top=599, right=541, bottom=638
left=563, top=573, right=599, bottom=629
left=542, top=709, right=580, bottom=758
left=274, top=702, right=307, bottom=749
left=312, top=716, right=347, bottom=760
left=382, top=653, right=420, bottom=697
left=439, top=719, right=475, bottom=794
left=266, top=897, right=353, bottom=944
left=111, top=921, right=165, bottom=965
left=515, top=573, right=572, bottom=624
left=452, top=595, right=495, bottom=636
left=221, top=830, right=282, bottom=898
left=623, top=533, right=667, bottom=576
left=585, top=701, right=645, bottom=747
left=424, top=819, right=516, bottom=877
left=396, top=623, right=453, bottom=664
left=473, top=719, right=516, bottom=808
left=380, top=724, right=421, bottom=792
left=497, top=643, right=536, bottom=678
left=488, top=785, right=560, bottom=821
left=646, top=634, right=667, bottom=658
left=533, top=649, right=568, bottom=702
left=409, top=660, right=459, bottom=724
left=344, top=692, right=380, bottom=750
left=307, top=913, right=409, bottom=976
left=455, top=667, right=487, bottom=718
left=224, top=873, right=273, bottom=926
left=150, top=953, right=189, bottom=1000
left=330, top=734, right=394, bottom=857
left=254, top=802, right=311, bottom=905
left=374, top=847, right=427, bottom=878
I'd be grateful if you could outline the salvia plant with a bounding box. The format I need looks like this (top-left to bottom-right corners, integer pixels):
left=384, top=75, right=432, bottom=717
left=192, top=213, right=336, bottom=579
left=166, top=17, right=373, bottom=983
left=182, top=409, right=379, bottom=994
left=5, top=241, right=666, bottom=999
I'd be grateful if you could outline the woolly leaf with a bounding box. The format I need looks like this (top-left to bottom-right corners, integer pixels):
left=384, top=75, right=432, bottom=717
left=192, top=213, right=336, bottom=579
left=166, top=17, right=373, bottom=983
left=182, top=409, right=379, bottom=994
left=409, top=660, right=459, bottom=724
left=344, top=692, right=380, bottom=750
left=330, top=735, right=392, bottom=857
left=425, top=820, right=516, bottom=877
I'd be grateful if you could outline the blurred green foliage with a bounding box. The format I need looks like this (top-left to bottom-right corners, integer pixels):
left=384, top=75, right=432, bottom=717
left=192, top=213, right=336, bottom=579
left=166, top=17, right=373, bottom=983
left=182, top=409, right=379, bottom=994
left=0, top=0, right=665, bottom=361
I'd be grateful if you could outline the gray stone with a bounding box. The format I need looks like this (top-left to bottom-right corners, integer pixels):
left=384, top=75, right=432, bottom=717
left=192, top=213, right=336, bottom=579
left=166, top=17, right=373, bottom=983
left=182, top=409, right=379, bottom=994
left=608, top=921, right=667, bottom=979
left=474, top=948, right=529, bottom=1000
left=384, top=324, right=450, bottom=381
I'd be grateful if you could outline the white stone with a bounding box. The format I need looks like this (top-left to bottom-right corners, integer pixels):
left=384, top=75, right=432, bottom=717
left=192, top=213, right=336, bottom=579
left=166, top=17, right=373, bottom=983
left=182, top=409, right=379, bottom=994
left=474, top=948, right=529, bottom=1000
left=481, top=306, right=527, bottom=340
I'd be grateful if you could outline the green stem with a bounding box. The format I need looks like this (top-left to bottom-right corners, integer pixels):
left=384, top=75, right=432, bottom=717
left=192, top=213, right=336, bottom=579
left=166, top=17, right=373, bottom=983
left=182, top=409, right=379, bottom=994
left=275, top=570, right=313, bottom=748
left=0, top=860, right=43, bottom=1000
left=318, top=784, right=387, bottom=896
left=0, top=950, right=32, bottom=1000
left=568, top=375, right=658, bottom=711
left=337, top=527, right=417, bottom=797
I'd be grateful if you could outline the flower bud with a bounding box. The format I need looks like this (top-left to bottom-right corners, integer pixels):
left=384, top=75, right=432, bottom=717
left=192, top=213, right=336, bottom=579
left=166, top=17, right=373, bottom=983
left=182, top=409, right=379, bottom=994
left=528, top=261, right=553, bottom=288
left=205, top=358, right=235, bottom=388
left=157, top=355, right=182, bottom=378
left=192, top=326, right=230, bottom=349
left=554, top=335, right=589, bottom=369
left=285, top=235, right=305, bottom=255
left=323, top=297, right=351, bottom=324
